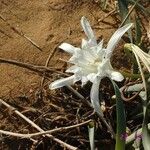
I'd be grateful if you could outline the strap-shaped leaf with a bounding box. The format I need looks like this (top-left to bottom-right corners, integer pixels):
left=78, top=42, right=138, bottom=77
left=111, top=80, right=126, bottom=150
left=142, top=104, right=150, bottom=150
left=118, top=0, right=133, bottom=42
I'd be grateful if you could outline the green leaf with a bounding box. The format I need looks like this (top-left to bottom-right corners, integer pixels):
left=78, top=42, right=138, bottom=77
left=128, top=0, right=150, bottom=16
left=88, top=121, right=95, bottom=150
left=117, top=0, right=133, bottom=42
left=142, top=104, right=150, bottom=150
left=118, top=0, right=129, bottom=21
left=111, top=80, right=126, bottom=150
left=135, top=16, right=142, bottom=45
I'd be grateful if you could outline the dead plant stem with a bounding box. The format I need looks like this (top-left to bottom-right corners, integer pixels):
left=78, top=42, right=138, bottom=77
left=0, top=119, right=92, bottom=138
left=0, top=58, right=68, bottom=77
left=0, top=99, right=78, bottom=150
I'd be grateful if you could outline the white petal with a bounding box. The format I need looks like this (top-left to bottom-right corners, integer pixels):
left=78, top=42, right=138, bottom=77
left=49, top=75, right=75, bottom=89
left=96, top=40, right=103, bottom=54
left=83, top=50, right=96, bottom=61
left=139, top=91, right=147, bottom=101
left=66, top=65, right=80, bottom=73
left=81, top=39, right=88, bottom=49
left=106, top=23, right=133, bottom=58
left=90, top=78, right=103, bottom=116
left=73, top=74, right=81, bottom=83
left=81, top=76, right=88, bottom=86
left=59, top=43, right=76, bottom=54
left=110, top=71, right=124, bottom=82
left=81, top=16, right=97, bottom=45
left=87, top=73, right=97, bottom=83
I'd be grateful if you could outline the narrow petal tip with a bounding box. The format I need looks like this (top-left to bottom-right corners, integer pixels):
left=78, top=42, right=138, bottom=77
left=81, top=16, right=96, bottom=45
left=49, top=82, right=57, bottom=90
left=49, top=76, right=75, bottom=90
left=106, top=23, right=132, bottom=58
left=59, top=43, right=75, bottom=54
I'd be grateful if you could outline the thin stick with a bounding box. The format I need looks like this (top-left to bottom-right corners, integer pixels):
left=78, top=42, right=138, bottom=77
left=0, top=57, right=69, bottom=76
left=0, top=120, right=92, bottom=138
left=98, top=9, right=116, bottom=23
left=0, top=14, right=42, bottom=51
left=119, top=0, right=139, bottom=27
left=0, top=99, right=78, bottom=150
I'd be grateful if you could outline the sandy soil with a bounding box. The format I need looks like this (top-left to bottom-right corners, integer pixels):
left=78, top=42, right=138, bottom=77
left=1, top=1, right=150, bottom=150
left=0, top=0, right=124, bottom=98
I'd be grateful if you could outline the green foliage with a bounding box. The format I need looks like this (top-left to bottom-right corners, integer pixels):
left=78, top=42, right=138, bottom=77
left=142, top=104, right=150, bottom=150
left=118, top=0, right=129, bottom=21
left=111, top=80, right=126, bottom=150
left=135, top=16, right=142, bottom=45
left=118, top=0, right=133, bottom=42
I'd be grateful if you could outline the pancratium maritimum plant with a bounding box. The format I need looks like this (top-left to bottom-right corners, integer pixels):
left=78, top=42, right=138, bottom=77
left=124, top=43, right=150, bottom=103
left=50, top=16, right=132, bottom=116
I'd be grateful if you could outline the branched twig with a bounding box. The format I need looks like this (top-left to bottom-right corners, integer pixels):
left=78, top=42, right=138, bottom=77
left=0, top=119, right=92, bottom=138
left=98, top=9, right=116, bottom=23
left=0, top=99, right=78, bottom=150
left=0, top=57, right=69, bottom=77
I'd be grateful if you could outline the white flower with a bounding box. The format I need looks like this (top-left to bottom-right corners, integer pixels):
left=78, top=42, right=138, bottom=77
left=50, top=16, right=132, bottom=116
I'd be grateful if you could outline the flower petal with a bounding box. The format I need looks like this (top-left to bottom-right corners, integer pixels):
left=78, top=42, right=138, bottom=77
left=49, top=75, right=75, bottom=89
left=110, top=71, right=124, bottom=82
left=90, top=77, right=103, bottom=116
left=81, top=39, right=88, bottom=49
left=87, top=73, right=97, bottom=83
left=96, top=40, right=103, bottom=54
left=81, top=16, right=97, bottom=45
left=81, top=76, right=88, bottom=86
left=66, top=65, right=80, bottom=73
left=59, top=43, right=76, bottom=54
left=106, top=23, right=133, bottom=58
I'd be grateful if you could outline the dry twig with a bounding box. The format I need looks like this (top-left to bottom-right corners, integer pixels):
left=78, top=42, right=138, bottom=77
left=0, top=57, right=68, bottom=77
left=0, top=99, right=78, bottom=150
left=0, top=119, right=92, bottom=138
